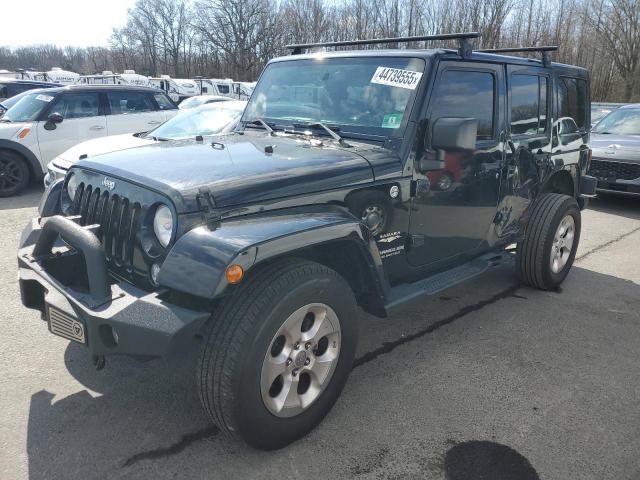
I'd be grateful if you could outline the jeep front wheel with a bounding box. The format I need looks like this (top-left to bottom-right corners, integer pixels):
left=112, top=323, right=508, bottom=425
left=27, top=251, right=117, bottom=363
left=197, top=259, right=358, bottom=450
left=516, top=193, right=581, bottom=290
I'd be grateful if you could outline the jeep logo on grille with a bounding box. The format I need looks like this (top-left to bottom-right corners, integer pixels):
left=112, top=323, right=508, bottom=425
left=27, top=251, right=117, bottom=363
left=102, top=177, right=116, bottom=191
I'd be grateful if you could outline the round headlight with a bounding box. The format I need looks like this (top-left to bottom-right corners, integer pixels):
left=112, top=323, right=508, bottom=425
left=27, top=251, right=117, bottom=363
left=153, top=205, right=174, bottom=248
left=66, top=173, right=79, bottom=202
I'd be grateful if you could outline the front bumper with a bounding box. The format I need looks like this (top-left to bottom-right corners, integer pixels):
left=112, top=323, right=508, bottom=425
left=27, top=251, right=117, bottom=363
left=18, top=216, right=210, bottom=357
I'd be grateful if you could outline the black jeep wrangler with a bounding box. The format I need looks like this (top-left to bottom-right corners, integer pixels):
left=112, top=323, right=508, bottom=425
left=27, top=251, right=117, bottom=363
left=18, top=33, right=597, bottom=450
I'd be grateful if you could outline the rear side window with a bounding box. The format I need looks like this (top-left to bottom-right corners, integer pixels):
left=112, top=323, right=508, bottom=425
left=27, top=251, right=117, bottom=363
left=50, top=93, right=100, bottom=119
left=108, top=91, right=154, bottom=115
left=558, top=77, right=588, bottom=130
left=217, top=84, right=230, bottom=94
left=431, top=70, right=495, bottom=139
left=153, top=92, right=177, bottom=110
left=510, top=74, right=548, bottom=135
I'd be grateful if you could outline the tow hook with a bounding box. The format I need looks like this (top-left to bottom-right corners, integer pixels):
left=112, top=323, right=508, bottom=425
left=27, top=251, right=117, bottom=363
left=93, top=355, right=106, bottom=371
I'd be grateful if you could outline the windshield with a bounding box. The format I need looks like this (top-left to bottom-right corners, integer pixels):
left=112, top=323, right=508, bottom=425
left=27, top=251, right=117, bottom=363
left=242, top=56, right=426, bottom=137
left=2, top=91, right=56, bottom=122
left=593, top=108, right=640, bottom=135
left=147, top=103, right=245, bottom=139
left=0, top=91, right=30, bottom=110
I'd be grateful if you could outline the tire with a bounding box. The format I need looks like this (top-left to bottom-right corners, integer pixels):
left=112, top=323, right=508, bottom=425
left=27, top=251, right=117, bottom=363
left=347, top=190, right=393, bottom=236
left=197, top=258, right=358, bottom=450
left=0, top=150, right=30, bottom=197
left=516, top=193, right=581, bottom=290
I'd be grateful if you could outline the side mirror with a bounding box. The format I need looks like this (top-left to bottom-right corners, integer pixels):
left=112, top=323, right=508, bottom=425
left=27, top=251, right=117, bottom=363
left=557, top=118, right=582, bottom=145
left=431, top=117, right=478, bottom=151
left=417, top=117, right=478, bottom=172
left=44, top=112, right=63, bottom=130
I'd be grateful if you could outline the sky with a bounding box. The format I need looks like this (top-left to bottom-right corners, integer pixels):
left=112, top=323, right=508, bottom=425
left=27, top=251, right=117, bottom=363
left=0, top=0, right=137, bottom=48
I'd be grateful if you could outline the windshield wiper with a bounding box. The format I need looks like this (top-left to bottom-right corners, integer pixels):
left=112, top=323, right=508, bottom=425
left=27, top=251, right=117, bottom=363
left=245, top=118, right=274, bottom=134
left=292, top=122, right=351, bottom=147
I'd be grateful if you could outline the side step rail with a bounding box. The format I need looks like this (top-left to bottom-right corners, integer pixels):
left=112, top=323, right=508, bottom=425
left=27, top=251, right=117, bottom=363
left=385, top=252, right=513, bottom=313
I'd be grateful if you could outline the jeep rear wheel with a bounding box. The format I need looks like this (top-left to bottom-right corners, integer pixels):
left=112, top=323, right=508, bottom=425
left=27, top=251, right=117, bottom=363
left=0, top=150, right=29, bottom=197
left=516, top=193, right=581, bottom=290
left=197, top=259, right=358, bottom=450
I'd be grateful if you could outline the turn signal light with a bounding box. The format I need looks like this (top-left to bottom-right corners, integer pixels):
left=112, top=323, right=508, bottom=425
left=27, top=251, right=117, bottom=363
left=226, top=264, right=244, bottom=284
left=18, top=128, right=31, bottom=139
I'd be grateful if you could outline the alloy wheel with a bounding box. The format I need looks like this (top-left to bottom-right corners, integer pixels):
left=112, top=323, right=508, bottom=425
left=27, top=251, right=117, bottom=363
left=261, top=303, right=341, bottom=418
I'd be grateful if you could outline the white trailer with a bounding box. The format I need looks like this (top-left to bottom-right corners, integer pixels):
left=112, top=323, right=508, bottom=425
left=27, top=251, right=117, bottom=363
left=149, top=75, right=199, bottom=103
left=78, top=70, right=150, bottom=87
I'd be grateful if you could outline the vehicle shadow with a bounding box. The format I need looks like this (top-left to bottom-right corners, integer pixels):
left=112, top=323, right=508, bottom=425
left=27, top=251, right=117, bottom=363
left=0, top=185, right=43, bottom=211
left=588, top=192, right=640, bottom=220
left=25, top=265, right=640, bottom=480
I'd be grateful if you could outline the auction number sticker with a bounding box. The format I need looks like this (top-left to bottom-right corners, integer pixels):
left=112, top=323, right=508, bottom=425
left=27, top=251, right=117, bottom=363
left=36, top=94, right=54, bottom=102
left=370, top=67, right=423, bottom=90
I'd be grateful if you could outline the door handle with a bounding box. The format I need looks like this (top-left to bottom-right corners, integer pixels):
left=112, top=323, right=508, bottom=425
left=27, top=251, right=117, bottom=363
left=148, top=120, right=161, bottom=125
left=90, top=125, right=105, bottom=131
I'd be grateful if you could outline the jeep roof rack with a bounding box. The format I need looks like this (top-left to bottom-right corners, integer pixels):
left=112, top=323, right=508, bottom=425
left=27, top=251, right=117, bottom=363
left=286, top=32, right=480, bottom=58
left=475, top=46, right=558, bottom=67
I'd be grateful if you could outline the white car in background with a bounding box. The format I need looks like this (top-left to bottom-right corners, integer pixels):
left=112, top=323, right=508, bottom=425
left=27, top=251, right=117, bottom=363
left=0, top=84, right=178, bottom=196
left=45, top=100, right=247, bottom=185
left=178, top=95, right=231, bottom=110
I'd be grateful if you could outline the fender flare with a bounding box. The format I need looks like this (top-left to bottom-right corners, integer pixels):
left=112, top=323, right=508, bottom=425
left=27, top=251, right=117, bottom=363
left=0, top=139, right=43, bottom=180
left=158, top=206, right=388, bottom=304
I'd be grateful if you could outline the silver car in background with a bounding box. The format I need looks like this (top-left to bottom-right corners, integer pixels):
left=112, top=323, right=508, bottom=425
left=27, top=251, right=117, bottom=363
left=589, top=104, right=640, bottom=196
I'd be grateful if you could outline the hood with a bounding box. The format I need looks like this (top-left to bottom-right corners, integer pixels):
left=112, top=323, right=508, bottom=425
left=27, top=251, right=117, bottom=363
left=76, top=131, right=375, bottom=213
left=54, top=133, right=155, bottom=169
left=591, top=133, right=640, bottom=162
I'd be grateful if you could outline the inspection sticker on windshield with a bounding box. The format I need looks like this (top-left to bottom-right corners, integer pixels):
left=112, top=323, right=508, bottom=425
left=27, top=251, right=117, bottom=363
left=370, top=67, right=423, bottom=89
left=382, top=113, right=403, bottom=128
left=35, top=94, right=54, bottom=102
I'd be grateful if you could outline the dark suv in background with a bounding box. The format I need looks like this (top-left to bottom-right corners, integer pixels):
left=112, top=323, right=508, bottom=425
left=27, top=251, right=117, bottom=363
left=18, top=33, right=596, bottom=449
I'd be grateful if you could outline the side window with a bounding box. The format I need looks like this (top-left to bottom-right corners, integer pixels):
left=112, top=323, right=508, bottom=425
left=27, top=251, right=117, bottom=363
left=0, top=84, right=7, bottom=99
left=558, top=77, right=587, bottom=130
left=153, top=92, right=176, bottom=110
left=431, top=70, right=495, bottom=139
left=107, top=91, right=154, bottom=115
left=510, top=74, right=548, bottom=135
left=217, top=84, right=230, bottom=94
left=50, top=93, right=100, bottom=119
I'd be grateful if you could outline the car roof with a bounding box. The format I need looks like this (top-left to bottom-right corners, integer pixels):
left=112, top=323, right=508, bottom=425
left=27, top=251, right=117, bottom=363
left=268, top=48, right=588, bottom=74
left=0, top=78, right=61, bottom=87
left=18, top=84, right=163, bottom=94
left=618, top=103, right=640, bottom=110
left=199, top=100, right=247, bottom=111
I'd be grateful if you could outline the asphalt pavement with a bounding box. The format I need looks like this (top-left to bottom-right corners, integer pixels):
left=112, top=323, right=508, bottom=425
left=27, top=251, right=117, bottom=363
left=1, top=187, right=640, bottom=480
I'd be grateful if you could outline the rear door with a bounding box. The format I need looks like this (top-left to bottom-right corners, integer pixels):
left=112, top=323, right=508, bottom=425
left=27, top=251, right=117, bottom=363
left=105, top=90, right=163, bottom=135
left=36, top=91, right=106, bottom=164
left=495, top=65, right=552, bottom=238
left=151, top=92, right=179, bottom=121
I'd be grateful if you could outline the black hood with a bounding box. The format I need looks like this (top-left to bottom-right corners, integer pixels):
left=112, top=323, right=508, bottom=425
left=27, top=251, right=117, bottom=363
left=76, top=132, right=375, bottom=213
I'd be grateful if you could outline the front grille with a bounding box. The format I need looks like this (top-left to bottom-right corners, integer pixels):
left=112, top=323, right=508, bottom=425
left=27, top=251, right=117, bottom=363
left=69, top=182, right=141, bottom=271
left=589, top=159, right=640, bottom=181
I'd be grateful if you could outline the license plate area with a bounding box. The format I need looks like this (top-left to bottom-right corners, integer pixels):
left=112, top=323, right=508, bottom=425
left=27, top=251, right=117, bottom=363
left=47, top=305, right=87, bottom=344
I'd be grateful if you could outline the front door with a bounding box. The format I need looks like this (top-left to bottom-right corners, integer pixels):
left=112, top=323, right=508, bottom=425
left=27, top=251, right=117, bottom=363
left=36, top=91, right=106, bottom=165
left=407, top=61, right=506, bottom=267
